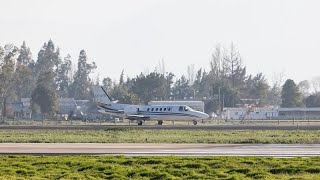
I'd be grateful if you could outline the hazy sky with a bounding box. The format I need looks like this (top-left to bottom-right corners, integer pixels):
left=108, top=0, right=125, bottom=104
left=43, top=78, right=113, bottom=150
left=0, top=0, right=319, bottom=84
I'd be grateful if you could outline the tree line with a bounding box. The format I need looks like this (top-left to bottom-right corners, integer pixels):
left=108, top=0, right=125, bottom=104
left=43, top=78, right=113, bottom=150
left=0, top=40, right=318, bottom=118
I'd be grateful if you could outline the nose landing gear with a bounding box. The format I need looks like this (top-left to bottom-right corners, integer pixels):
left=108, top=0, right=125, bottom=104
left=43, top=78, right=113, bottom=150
left=158, top=120, right=163, bottom=125
left=192, top=120, right=198, bottom=125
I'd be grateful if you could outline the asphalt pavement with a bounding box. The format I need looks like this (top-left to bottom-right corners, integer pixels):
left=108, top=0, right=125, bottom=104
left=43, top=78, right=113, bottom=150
left=0, top=143, right=319, bottom=157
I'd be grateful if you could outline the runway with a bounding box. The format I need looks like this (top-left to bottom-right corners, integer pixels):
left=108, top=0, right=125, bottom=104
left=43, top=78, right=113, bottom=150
left=0, top=143, right=319, bottom=157
left=1, top=124, right=320, bottom=130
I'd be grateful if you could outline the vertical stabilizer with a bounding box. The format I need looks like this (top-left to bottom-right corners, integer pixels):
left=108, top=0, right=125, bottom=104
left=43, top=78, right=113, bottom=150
left=92, top=86, right=112, bottom=104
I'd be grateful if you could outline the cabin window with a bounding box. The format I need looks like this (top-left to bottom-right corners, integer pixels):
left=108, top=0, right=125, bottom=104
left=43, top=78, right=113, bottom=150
left=179, top=106, right=184, bottom=111
left=168, top=108, right=171, bottom=111
left=147, top=108, right=149, bottom=111
left=156, top=108, right=158, bottom=111
left=151, top=108, right=154, bottom=111
left=160, top=108, right=162, bottom=111
left=164, top=108, right=167, bottom=111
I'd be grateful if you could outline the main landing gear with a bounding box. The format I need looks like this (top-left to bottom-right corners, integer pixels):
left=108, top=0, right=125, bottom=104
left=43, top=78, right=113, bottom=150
left=192, top=120, right=198, bottom=125
left=158, top=120, right=163, bottom=125
left=137, top=120, right=143, bottom=125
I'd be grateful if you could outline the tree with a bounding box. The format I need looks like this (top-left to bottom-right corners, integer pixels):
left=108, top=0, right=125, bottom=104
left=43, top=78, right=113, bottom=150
left=208, top=43, right=247, bottom=107
left=70, top=50, right=96, bottom=99
left=17, top=41, right=33, bottom=66
left=267, top=85, right=282, bottom=106
left=298, top=80, right=310, bottom=97
left=246, top=73, right=269, bottom=106
left=165, top=72, right=175, bottom=100
left=15, top=41, right=35, bottom=98
left=305, top=93, right=320, bottom=107
left=119, top=69, right=124, bottom=85
left=56, top=54, right=72, bottom=97
left=102, top=77, right=113, bottom=94
left=311, top=76, right=320, bottom=93
left=31, top=71, right=58, bottom=116
left=108, top=71, right=139, bottom=104
left=192, top=68, right=204, bottom=99
left=111, top=84, right=138, bottom=104
left=210, top=44, right=225, bottom=79
left=281, top=79, right=302, bottom=107
left=224, top=43, right=243, bottom=88
left=157, top=58, right=165, bottom=75
left=14, top=64, right=33, bottom=98
left=266, top=71, right=286, bottom=106
left=130, top=72, right=172, bottom=103
left=0, top=44, right=20, bottom=118
left=187, top=64, right=195, bottom=84
left=173, top=75, right=192, bottom=100
left=35, top=40, right=61, bottom=77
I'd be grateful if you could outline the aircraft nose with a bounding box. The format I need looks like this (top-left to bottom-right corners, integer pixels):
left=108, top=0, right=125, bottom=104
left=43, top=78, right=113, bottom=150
left=201, top=112, right=209, bottom=119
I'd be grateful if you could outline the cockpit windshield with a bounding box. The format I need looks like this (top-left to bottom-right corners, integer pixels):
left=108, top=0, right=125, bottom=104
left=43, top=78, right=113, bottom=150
left=179, top=106, right=193, bottom=111
left=184, top=106, right=193, bottom=111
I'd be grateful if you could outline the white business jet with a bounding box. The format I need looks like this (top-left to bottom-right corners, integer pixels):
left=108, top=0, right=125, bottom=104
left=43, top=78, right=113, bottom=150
left=92, top=86, right=209, bottom=125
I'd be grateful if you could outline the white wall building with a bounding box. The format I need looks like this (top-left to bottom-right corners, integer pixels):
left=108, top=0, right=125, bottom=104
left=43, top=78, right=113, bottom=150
left=222, top=107, right=278, bottom=120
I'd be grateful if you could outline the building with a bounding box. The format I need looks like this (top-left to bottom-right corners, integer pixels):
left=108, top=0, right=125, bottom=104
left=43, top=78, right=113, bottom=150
left=11, top=98, right=32, bottom=119
left=59, top=98, right=77, bottom=115
left=74, top=100, right=90, bottom=116
left=12, top=98, right=77, bottom=119
left=222, top=107, right=279, bottom=120
left=148, top=101, right=205, bottom=112
left=278, top=107, right=320, bottom=119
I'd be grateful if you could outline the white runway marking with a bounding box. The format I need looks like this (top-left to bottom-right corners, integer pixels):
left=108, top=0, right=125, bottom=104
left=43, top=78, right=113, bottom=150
left=0, top=143, right=319, bottom=157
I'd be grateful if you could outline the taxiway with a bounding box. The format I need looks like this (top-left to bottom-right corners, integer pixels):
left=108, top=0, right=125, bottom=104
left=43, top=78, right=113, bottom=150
left=0, top=143, right=319, bottom=157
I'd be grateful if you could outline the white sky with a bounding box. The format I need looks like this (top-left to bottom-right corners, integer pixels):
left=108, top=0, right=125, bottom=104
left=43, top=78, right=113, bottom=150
left=0, top=0, right=319, bottom=84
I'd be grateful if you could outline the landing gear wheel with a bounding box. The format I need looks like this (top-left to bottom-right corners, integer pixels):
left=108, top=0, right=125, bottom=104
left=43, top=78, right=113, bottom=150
left=193, top=120, right=198, bottom=125
left=158, top=120, right=163, bottom=125
left=138, top=120, right=143, bottom=125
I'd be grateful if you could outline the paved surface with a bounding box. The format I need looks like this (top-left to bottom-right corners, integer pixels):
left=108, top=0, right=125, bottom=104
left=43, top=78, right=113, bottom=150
left=0, top=143, right=319, bottom=157
left=1, top=124, right=320, bottom=130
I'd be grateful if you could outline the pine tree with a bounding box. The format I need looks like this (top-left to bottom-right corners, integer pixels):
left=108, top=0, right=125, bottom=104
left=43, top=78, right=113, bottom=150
left=281, top=79, right=302, bottom=107
left=0, top=45, right=19, bottom=118
left=35, top=40, right=60, bottom=76
left=71, top=50, right=96, bottom=99
left=102, top=77, right=113, bottom=93
left=56, top=54, right=72, bottom=97
left=15, top=41, right=35, bottom=98
left=31, top=71, right=58, bottom=116
left=17, top=41, right=34, bottom=66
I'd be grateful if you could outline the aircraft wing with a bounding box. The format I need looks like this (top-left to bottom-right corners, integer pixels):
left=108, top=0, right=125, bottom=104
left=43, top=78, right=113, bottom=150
left=126, top=115, right=151, bottom=120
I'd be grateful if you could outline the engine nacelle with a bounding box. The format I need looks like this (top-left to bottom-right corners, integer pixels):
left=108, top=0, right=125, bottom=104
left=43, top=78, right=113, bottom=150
left=124, top=106, right=138, bottom=115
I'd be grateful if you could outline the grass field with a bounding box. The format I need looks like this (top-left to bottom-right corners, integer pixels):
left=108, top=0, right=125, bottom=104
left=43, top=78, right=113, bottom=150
left=0, top=129, right=320, bottom=143
left=0, top=155, right=319, bottom=179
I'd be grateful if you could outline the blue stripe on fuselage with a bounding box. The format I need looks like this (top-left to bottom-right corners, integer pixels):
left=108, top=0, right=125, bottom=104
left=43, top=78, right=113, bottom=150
left=98, top=106, right=201, bottom=118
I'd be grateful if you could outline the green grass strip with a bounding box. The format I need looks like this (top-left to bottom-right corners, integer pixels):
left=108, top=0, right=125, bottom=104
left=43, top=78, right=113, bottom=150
left=0, top=156, right=319, bottom=179
left=0, top=129, right=319, bottom=143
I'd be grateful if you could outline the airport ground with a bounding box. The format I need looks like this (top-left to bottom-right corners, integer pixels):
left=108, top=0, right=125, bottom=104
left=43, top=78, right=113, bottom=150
left=1, top=120, right=320, bottom=179
left=0, top=155, right=319, bottom=179
left=0, top=129, right=320, bottom=144
left=4, top=118, right=320, bottom=127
